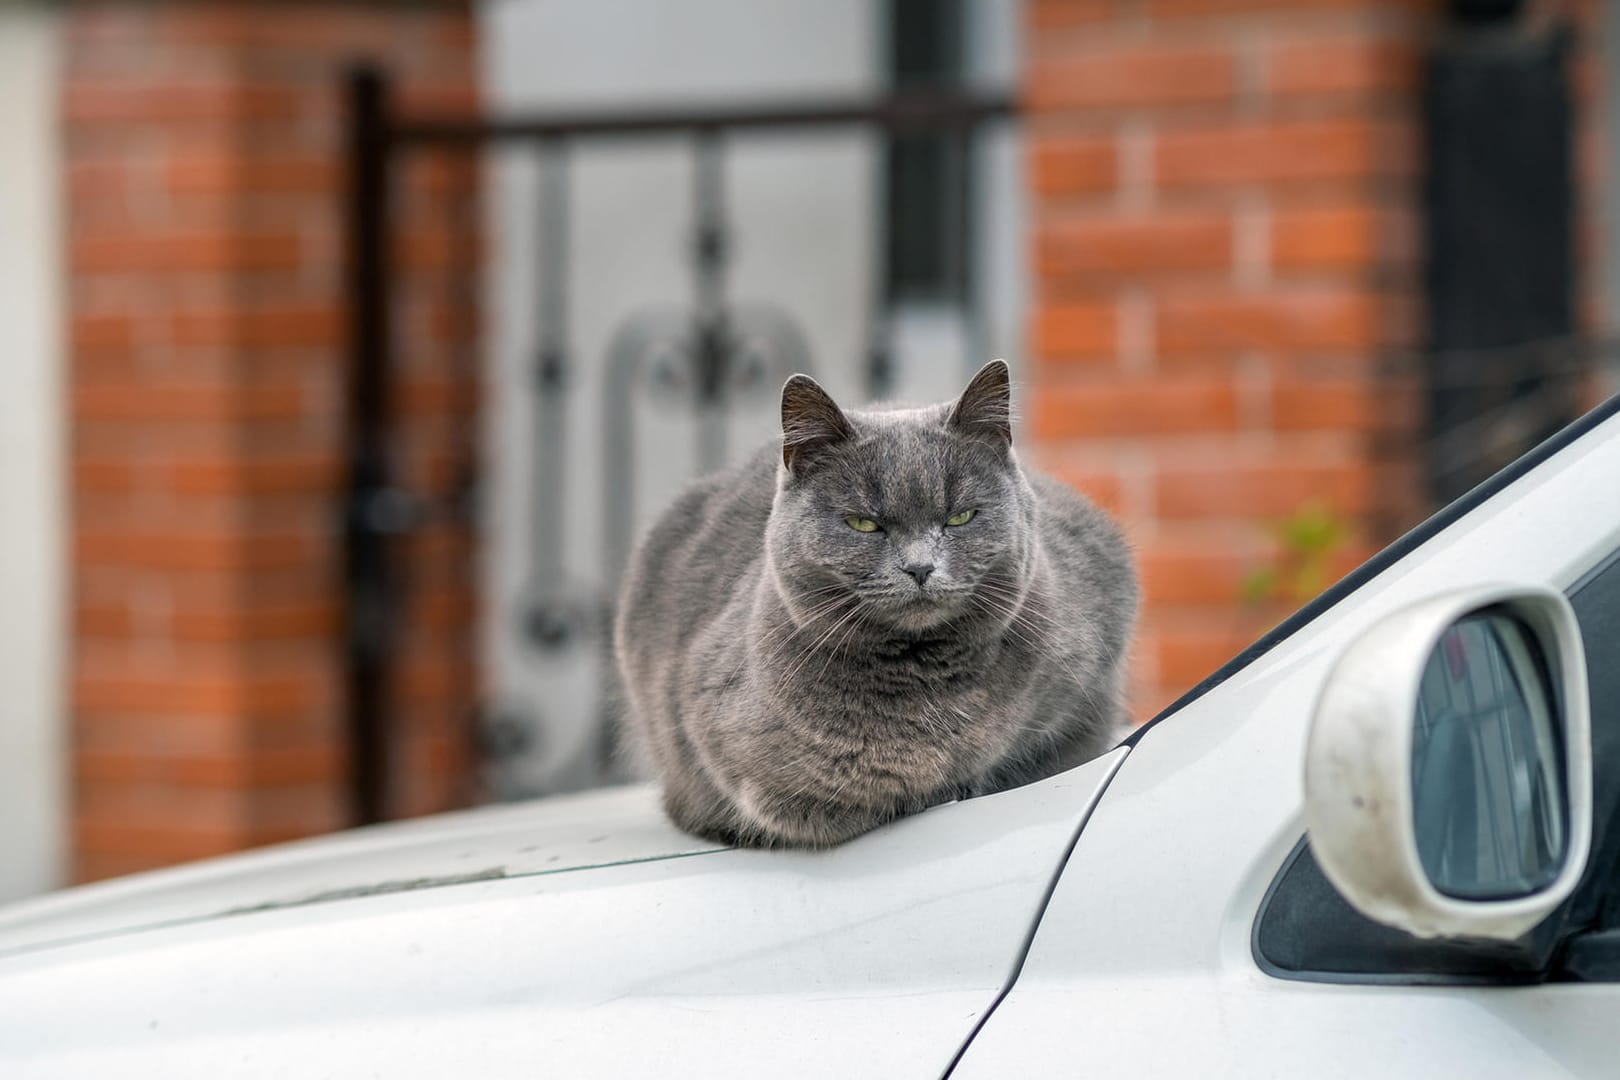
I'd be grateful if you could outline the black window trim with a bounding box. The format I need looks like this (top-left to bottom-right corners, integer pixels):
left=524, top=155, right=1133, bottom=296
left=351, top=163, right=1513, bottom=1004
left=1250, top=837, right=1550, bottom=987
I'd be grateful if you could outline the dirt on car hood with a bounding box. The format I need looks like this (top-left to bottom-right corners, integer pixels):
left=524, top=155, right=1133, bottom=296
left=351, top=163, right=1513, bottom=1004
left=0, top=784, right=722, bottom=958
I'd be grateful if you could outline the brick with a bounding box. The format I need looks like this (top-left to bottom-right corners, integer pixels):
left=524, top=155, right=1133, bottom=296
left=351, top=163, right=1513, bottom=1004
left=75, top=851, right=166, bottom=883
left=74, top=818, right=245, bottom=863
left=431, top=15, right=480, bottom=52
left=72, top=313, right=137, bottom=352
left=76, top=601, right=140, bottom=639
left=427, top=300, right=482, bottom=344
left=1029, top=0, right=1116, bottom=30
left=1045, top=462, right=1125, bottom=516
left=402, top=154, right=483, bottom=201
left=1028, top=42, right=1235, bottom=111
left=73, top=380, right=305, bottom=422
left=74, top=705, right=249, bottom=760
left=74, top=456, right=141, bottom=494
left=1266, top=32, right=1420, bottom=99
left=166, top=454, right=342, bottom=496
left=170, top=601, right=341, bottom=642
left=415, top=587, right=476, bottom=630
left=400, top=375, right=476, bottom=417
left=1269, top=203, right=1380, bottom=271
left=1153, top=622, right=1263, bottom=690
left=64, top=80, right=304, bottom=126
left=1030, top=133, right=1118, bottom=197
left=78, top=744, right=344, bottom=789
left=75, top=777, right=242, bottom=823
left=1139, top=545, right=1260, bottom=605
left=401, top=521, right=476, bottom=566
left=1155, top=117, right=1414, bottom=190
left=396, top=654, right=473, bottom=712
left=166, top=155, right=340, bottom=196
left=75, top=665, right=333, bottom=719
left=1032, top=301, right=1118, bottom=363
left=68, top=160, right=141, bottom=198
left=1038, top=209, right=1233, bottom=280
left=72, top=231, right=303, bottom=274
left=246, top=785, right=349, bottom=839
left=1156, top=457, right=1376, bottom=519
left=1155, top=286, right=1379, bottom=354
left=1032, top=376, right=1240, bottom=439
left=1146, top=0, right=1383, bottom=15
left=168, top=305, right=342, bottom=350
left=156, top=6, right=395, bottom=53
left=74, top=529, right=320, bottom=572
left=397, top=79, right=482, bottom=116
left=1270, top=378, right=1381, bottom=431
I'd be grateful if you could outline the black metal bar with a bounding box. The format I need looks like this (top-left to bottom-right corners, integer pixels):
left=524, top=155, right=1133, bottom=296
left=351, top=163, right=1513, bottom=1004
left=532, top=143, right=570, bottom=591
left=600, top=315, right=655, bottom=592
left=955, top=124, right=986, bottom=381
left=393, top=93, right=1015, bottom=146
left=691, top=132, right=728, bottom=473
left=343, top=65, right=394, bottom=826
left=521, top=142, right=585, bottom=652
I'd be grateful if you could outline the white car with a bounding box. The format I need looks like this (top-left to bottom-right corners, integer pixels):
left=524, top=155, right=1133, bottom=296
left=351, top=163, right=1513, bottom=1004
left=2, top=396, right=1617, bottom=1078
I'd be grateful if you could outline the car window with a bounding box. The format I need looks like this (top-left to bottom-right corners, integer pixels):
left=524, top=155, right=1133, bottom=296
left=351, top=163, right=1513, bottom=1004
left=1255, top=545, right=1620, bottom=983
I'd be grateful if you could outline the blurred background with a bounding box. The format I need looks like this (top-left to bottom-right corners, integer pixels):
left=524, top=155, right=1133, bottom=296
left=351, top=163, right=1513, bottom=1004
left=1, top=0, right=1615, bottom=901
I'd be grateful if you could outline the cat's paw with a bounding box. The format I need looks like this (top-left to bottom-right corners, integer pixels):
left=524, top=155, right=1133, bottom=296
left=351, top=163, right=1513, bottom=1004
left=731, top=782, right=891, bottom=849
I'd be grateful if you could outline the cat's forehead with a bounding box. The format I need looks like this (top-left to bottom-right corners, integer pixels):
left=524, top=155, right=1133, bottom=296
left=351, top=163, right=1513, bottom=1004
left=826, top=408, right=1000, bottom=513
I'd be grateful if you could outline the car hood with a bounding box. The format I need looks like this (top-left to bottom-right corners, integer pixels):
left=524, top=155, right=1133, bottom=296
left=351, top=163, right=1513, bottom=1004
left=0, top=783, right=720, bottom=958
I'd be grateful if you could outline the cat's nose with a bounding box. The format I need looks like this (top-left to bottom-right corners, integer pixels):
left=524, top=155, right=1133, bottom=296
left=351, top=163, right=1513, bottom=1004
left=902, top=563, right=935, bottom=588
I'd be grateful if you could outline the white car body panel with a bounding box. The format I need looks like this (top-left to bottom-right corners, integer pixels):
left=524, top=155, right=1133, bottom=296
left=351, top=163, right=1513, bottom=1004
left=0, top=749, right=1125, bottom=1078
left=954, top=408, right=1620, bottom=1076
left=0, top=785, right=720, bottom=957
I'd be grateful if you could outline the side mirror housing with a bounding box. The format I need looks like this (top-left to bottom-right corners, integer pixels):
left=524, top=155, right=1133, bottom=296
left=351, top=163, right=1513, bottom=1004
left=1304, top=583, right=1591, bottom=941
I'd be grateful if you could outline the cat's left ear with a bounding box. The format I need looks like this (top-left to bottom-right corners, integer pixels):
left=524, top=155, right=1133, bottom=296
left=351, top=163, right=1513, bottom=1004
left=948, top=359, right=1012, bottom=451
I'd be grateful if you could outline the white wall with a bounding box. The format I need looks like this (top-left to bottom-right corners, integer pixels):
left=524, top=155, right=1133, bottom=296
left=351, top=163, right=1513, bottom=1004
left=0, top=7, right=66, bottom=901
left=476, top=0, right=1022, bottom=796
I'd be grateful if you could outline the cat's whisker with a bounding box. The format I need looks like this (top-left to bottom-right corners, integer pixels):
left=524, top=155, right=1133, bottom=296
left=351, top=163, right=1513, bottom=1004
left=807, top=604, right=873, bottom=689
left=773, top=600, right=867, bottom=692
left=967, top=594, right=1096, bottom=699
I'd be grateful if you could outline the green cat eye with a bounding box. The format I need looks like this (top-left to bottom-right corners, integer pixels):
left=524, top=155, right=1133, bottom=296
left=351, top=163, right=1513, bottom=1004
left=846, top=516, right=881, bottom=533
left=945, top=508, right=977, bottom=527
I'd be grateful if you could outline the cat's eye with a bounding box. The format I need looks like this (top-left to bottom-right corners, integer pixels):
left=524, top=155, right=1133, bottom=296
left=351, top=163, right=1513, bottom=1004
left=945, top=509, right=977, bottom=527
left=846, top=516, right=881, bottom=533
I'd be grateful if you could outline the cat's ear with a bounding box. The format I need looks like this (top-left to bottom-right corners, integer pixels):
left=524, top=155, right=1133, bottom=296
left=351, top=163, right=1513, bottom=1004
left=948, top=359, right=1012, bottom=451
left=781, top=374, right=854, bottom=475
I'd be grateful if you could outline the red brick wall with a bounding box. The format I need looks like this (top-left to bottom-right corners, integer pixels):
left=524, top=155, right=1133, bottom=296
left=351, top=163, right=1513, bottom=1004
left=1025, top=0, right=1433, bottom=719
left=65, top=1, right=481, bottom=881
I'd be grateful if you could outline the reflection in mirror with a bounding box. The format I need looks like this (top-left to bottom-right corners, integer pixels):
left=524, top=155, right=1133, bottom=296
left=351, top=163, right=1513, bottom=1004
left=1412, top=610, right=1567, bottom=900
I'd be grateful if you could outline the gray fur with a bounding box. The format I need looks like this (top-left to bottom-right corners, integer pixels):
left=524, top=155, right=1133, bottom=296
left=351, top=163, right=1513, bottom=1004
left=615, top=360, right=1139, bottom=848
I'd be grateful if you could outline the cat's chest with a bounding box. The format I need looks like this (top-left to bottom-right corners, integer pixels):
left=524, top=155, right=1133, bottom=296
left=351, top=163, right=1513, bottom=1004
left=833, top=633, right=1021, bottom=695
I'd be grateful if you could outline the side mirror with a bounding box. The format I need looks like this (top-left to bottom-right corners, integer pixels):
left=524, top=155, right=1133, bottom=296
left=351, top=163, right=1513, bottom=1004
left=1304, top=583, right=1591, bottom=941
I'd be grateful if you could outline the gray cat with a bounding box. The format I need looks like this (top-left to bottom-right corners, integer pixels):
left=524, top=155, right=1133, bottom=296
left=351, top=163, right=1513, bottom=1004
left=615, top=360, right=1138, bottom=848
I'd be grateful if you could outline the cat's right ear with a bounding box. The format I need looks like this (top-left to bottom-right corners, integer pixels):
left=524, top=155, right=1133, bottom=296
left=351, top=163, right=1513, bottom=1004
left=780, top=374, right=853, bottom=476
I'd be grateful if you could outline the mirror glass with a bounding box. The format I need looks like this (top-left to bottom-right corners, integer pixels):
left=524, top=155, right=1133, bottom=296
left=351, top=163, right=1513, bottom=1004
left=1411, top=609, right=1567, bottom=900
